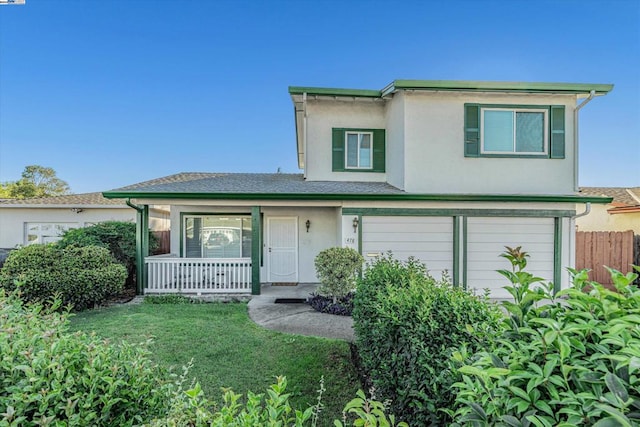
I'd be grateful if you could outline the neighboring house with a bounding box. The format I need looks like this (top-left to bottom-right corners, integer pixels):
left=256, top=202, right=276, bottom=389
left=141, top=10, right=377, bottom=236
left=577, top=187, right=640, bottom=233
left=103, top=79, right=613, bottom=298
left=0, top=192, right=169, bottom=248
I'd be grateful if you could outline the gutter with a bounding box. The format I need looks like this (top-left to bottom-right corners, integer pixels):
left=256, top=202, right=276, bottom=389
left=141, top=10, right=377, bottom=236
left=125, top=198, right=144, bottom=213
left=573, top=202, right=591, bottom=219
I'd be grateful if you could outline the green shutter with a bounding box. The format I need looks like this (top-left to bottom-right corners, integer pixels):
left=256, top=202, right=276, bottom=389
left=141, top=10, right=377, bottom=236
left=372, top=129, right=386, bottom=172
left=332, top=128, right=345, bottom=171
left=464, top=104, right=480, bottom=157
left=550, top=106, right=565, bottom=159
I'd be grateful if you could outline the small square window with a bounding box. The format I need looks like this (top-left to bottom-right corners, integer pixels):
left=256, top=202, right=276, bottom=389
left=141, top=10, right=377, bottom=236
left=481, top=108, right=547, bottom=155
left=345, top=131, right=373, bottom=169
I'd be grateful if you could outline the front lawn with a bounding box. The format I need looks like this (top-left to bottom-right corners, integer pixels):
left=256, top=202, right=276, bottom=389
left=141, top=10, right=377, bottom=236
left=69, top=302, right=359, bottom=426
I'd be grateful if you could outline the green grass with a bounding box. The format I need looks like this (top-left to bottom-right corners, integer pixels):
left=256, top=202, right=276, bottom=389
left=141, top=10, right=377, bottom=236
left=69, top=302, right=359, bottom=425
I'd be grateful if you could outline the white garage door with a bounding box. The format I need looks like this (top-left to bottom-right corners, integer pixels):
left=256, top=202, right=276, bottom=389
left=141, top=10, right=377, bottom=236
left=466, top=217, right=554, bottom=299
left=362, top=216, right=453, bottom=279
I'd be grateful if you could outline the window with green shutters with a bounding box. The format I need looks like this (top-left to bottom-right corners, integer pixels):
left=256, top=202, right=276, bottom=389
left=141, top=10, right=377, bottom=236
left=332, top=128, right=386, bottom=172
left=464, top=104, right=565, bottom=158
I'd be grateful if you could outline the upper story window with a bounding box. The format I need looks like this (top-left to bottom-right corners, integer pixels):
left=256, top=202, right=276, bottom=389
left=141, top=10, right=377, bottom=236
left=346, top=131, right=373, bottom=169
left=332, top=128, right=386, bottom=172
left=465, top=104, right=565, bottom=159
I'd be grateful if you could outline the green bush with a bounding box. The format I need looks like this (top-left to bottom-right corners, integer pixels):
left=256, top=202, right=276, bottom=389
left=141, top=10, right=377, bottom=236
left=0, top=244, right=126, bottom=310
left=143, top=294, right=204, bottom=304
left=0, top=289, right=173, bottom=426
left=150, top=376, right=407, bottom=427
left=58, top=221, right=158, bottom=290
left=450, top=247, right=640, bottom=426
left=315, top=247, right=364, bottom=303
left=352, top=254, right=504, bottom=425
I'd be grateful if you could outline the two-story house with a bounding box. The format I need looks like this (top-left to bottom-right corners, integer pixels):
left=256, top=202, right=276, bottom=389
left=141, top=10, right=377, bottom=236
left=103, top=80, right=613, bottom=299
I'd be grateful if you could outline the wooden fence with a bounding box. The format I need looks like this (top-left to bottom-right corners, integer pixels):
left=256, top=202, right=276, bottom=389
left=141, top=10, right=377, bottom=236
left=575, top=231, right=635, bottom=285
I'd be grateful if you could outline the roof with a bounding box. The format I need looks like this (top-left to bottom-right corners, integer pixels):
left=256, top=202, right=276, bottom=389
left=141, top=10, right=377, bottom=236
left=103, top=172, right=612, bottom=204
left=289, top=79, right=614, bottom=98
left=0, top=192, right=127, bottom=208
left=579, top=187, right=640, bottom=212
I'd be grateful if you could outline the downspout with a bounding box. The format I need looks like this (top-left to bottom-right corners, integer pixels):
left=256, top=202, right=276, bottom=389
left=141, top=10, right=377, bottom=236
left=126, top=199, right=148, bottom=295
left=573, top=90, right=596, bottom=192
left=573, top=202, right=591, bottom=219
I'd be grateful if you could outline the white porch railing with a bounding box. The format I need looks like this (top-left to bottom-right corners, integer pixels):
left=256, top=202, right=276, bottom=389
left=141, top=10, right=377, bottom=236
left=145, top=256, right=252, bottom=294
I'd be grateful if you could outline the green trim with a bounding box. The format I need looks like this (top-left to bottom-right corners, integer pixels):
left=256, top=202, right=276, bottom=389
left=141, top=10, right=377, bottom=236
left=462, top=217, right=468, bottom=290
left=103, top=191, right=613, bottom=204
left=289, top=81, right=613, bottom=98
left=357, top=214, right=363, bottom=255
left=126, top=199, right=147, bottom=295
left=453, top=216, right=459, bottom=287
left=288, top=86, right=381, bottom=98
left=341, top=208, right=576, bottom=217
left=553, top=217, right=562, bottom=294
left=251, top=207, right=261, bottom=295
left=386, top=80, right=613, bottom=96
left=141, top=205, right=149, bottom=293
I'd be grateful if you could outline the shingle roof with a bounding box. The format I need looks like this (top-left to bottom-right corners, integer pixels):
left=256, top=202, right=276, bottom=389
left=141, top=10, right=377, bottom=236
left=107, top=173, right=405, bottom=195
left=579, top=187, right=640, bottom=206
left=0, top=192, right=127, bottom=207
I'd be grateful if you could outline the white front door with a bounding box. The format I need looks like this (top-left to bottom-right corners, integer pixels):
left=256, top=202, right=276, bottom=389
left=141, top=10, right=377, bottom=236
left=267, top=217, right=298, bottom=283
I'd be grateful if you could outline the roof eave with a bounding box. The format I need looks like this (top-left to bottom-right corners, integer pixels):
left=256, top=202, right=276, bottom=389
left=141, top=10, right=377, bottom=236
left=102, top=191, right=613, bottom=204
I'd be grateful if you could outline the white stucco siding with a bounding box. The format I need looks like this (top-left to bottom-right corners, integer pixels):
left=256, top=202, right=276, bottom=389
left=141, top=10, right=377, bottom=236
left=0, top=207, right=135, bottom=248
left=385, top=91, right=405, bottom=189
left=361, top=216, right=454, bottom=280
left=466, top=217, right=555, bottom=299
left=304, top=98, right=387, bottom=182
left=401, top=91, right=576, bottom=194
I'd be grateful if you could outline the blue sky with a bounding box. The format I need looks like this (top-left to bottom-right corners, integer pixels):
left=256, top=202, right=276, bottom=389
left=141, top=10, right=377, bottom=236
left=0, top=0, right=638, bottom=193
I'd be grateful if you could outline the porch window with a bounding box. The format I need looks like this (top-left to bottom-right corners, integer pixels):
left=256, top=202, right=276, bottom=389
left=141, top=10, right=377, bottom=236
left=184, top=215, right=252, bottom=258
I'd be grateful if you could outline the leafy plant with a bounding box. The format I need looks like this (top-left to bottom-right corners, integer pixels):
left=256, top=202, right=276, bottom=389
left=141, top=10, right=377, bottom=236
left=335, top=390, right=409, bottom=427
left=0, top=244, right=126, bottom=310
left=352, top=254, right=504, bottom=425
left=0, top=288, right=173, bottom=426
left=450, top=247, right=640, bottom=426
left=315, top=247, right=364, bottom=304
left=58, top=221, right=158, bottom=290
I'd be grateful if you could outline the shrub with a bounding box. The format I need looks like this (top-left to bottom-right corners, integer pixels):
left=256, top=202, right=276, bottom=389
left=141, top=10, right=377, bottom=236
left=0, top=244, right=126, bottom=310
left=352, top=254, right=504, bottom=425
left=144, top=294, right=205, bottom=304
left=315, top=247, right=364, bottom=304
left=450, top=247, right=640, bottom=426
left=308, top=292, right=354, bottom=316
left=0, top=289, right=173, bottom=426
left=58, top=221, right=158, bottom=290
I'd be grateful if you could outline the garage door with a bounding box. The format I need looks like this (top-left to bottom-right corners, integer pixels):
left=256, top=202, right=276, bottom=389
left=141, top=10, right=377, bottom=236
left=362, top=216, right=453, bottom=279
left=466, top=217, right=554, bottom=299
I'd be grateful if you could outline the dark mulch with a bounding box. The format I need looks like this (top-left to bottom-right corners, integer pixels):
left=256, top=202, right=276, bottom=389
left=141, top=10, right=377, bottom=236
left=308, top=292, right=354, bottom=316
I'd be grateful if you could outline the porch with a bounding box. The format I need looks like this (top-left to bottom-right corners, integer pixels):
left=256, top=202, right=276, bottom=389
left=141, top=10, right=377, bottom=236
left=145, top=255, right=253, bottom=294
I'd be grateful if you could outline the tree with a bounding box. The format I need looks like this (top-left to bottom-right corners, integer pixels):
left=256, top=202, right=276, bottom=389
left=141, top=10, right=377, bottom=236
left=0, top=165, right=71, bottom=199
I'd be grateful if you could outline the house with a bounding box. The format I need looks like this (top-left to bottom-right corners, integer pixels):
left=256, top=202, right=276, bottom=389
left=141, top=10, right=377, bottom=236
left=103, top=80, right=613, bottom=299
left=0, top=192, right=169, bottom=248
left=577, top=187, right=640, bottom=233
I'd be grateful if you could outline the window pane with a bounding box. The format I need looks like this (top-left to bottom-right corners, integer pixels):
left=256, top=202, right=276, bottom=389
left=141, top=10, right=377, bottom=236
left=516, top=112, right=544, bottom=153
left=484, top=110, right=513, bottom=152
left=241, top=217, right=252, bottom=257
left=185, top=217, right=202, bottom=257
left=359, top=134, right=371, bottom=168
left=346, top=133, right=358, bottom=167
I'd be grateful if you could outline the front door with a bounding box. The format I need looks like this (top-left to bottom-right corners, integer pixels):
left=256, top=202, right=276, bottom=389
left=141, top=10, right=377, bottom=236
left=267, top=217, right=298, bottom=283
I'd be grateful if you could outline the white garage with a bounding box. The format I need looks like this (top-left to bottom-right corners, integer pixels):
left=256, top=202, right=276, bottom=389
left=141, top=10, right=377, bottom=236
left=361, top=216, right=454, bottom=280
left=465, top=217, right=555, bottom=299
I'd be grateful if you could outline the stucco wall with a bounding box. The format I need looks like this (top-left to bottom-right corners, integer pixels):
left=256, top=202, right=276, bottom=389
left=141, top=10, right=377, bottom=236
left=302, top=90, right=578, bottom=195
left=0, top=207, right=136, bottom=248
left=576, top=204, right=640, bottom=233
left=304, top=98, right=387, bottom=182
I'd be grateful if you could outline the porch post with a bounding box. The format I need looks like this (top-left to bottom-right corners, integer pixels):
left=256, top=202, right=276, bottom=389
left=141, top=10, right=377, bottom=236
left=251, top=206, right=261, bottom=295
left=131, top=203, right=150, bottom=295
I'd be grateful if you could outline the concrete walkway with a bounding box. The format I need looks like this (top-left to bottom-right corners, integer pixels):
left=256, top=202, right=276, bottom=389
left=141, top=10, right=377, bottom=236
left=247, top=284, right=355, bottom=342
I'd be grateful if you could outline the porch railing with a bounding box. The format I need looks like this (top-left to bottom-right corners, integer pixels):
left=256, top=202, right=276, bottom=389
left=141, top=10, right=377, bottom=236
left=145, top=256, right=252, bottom=294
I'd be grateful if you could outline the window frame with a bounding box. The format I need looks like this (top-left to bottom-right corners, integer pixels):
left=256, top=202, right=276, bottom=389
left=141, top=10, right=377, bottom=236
left=182, top=214, right=252, bottom=259
left=25, top=222, right=79, bottom=245
left=480, top=107, right=549, bottom=156
left=345, top=131, right=374, bottom=170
